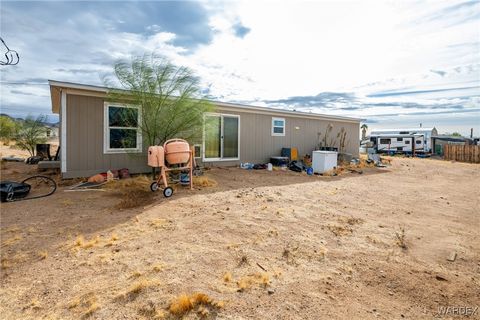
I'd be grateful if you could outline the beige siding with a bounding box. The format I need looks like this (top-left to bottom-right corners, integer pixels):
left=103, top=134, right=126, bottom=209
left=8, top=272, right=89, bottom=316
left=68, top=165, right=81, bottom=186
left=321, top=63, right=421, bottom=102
left=63, top=94, right=359, bottom=178
left=64, top=94, right=148, bottom=178
left=204, top=107, right=359, bottom=166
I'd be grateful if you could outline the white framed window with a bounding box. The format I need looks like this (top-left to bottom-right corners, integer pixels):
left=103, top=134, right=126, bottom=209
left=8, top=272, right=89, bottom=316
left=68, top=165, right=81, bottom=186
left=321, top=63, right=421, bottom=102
left=272, top=117, right=285, bottom=136
left=104, top=103, right=142, bottom=154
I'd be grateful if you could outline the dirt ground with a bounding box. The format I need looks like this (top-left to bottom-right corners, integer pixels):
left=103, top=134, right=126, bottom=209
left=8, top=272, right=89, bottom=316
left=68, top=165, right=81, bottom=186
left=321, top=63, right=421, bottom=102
left=0, top=155, right=479, bottom=319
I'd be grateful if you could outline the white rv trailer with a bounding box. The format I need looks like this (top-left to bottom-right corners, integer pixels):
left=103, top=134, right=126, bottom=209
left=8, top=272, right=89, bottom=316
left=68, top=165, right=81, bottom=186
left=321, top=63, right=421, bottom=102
left=375, top=134, right=426, bottom=153
left=370, top=127, right=437, bottom=153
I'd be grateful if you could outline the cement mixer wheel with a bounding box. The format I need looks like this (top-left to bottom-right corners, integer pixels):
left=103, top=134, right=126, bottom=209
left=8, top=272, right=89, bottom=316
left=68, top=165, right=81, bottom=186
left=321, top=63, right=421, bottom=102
left=163, top=187, right=173, bottom=198
left=150, top=182, right=159, bottom=192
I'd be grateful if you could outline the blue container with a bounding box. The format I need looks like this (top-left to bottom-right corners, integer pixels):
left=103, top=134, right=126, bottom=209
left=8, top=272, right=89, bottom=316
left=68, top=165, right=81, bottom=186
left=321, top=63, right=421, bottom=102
left=306, top=167, right=314, bottom=176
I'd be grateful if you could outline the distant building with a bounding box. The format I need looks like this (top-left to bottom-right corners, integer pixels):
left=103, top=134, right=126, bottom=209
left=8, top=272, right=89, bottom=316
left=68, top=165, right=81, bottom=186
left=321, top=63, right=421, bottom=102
left=45, top=123, right=59, bottom=139
left=369, top=127, right=438, bottom=153
left=431, top=135, right=476, bottom=155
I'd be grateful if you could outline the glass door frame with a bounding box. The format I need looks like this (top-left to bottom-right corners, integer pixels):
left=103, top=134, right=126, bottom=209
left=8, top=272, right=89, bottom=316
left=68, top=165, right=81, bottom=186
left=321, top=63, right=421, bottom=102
left=202, top=112, right=241, bottom=162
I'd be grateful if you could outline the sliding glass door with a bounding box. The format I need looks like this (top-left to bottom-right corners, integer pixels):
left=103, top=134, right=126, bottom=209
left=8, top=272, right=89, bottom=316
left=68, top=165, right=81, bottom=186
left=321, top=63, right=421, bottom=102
left=204, top=114, right=239, bottom=160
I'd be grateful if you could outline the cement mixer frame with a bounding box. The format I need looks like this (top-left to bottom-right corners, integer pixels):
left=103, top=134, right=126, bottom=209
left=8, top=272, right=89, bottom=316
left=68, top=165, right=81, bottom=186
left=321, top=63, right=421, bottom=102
left=148, top=139, right=194, bottom=198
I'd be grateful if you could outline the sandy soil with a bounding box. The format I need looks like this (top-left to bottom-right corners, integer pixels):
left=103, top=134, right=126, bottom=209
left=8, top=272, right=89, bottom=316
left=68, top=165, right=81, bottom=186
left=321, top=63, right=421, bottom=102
left=0, top=157, right=479, bottom=319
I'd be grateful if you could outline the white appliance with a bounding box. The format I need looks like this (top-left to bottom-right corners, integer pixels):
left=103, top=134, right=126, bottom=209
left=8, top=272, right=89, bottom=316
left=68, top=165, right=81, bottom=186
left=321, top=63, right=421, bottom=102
left=312, top=150, right=338, bottom=173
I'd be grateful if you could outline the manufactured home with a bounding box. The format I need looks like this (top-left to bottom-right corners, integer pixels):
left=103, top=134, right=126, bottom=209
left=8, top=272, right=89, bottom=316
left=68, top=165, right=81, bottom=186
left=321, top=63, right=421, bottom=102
left=49, top=80, right=360, bottom=178
left=370, top=127, right=438, bottom=153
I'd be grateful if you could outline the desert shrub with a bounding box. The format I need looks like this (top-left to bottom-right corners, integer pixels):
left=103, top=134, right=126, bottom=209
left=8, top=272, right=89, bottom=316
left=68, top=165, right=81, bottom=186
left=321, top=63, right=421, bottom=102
left=14, top=115, right=48, bottom=156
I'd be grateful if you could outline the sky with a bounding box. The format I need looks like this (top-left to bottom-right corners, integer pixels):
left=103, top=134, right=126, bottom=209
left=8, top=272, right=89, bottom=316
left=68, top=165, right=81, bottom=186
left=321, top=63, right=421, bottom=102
left=0, top=0, right=479, bottom=136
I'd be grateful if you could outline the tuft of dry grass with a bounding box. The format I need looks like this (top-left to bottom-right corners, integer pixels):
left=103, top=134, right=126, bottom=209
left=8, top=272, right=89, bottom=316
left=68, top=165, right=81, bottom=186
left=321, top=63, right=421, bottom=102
left=223, top=272, right=232, bottom=282
left=105, top=175, right=155, bottom=209
left=237, top=273, right=270, bottom=291
left=1, top=252, right=28, bottom=270
left=38, top=250, right=48, bottom=260
left=74, top=235, right=99, bottom=249
left=339, top=216, right=364, bottom=226
left=30, top=298, right=41, bottom=310
left=104, top=233, right=119, bottom=247
left=326, top=224, right=353, bottom=236
left=1, top=234, right=23, bottom=247
left=395, top=227, right=407, bottom=250
left=193, top=176, right=217, bottom=188
left=237, top=253, right=249, bottom=267
left=152, top=264, right=163, bottom=272
left=168, top=292, right=223, bottom=317
left=116, top=279, right=158, bottom=301
left=169, top=294, right=193, bottom=315
left=68, top=293, right=99, bottom=318
left=130, top=270, right=143, bottom=278
left=282, top=244, right=299, bottom=265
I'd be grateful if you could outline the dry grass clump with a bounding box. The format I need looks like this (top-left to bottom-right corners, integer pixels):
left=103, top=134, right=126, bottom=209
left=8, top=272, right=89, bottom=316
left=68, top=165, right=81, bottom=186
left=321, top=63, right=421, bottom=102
left=339, top=216, right=364, bottom=226
left=326, top=224, right=353, bottom=236
left=223, top=272, right=232, bottom=282
left=74, top=235, right=99, bottom=249
left=237, top=273, right=270, bottom=291
left=116, top=279, right=159, bottom=301
left=68, top=292, right=99, bottom=318
left=193, top=176, right=217, bottom=188
left=104, top=233, right=119, bottom=247
left=38, top=250, right=48, bottom=260
left=1, top=252, right=28, bottom=270
left=1, top=234, right=23, bottom=247
left=138, top=302, right=167, bottom=319
left=282, top=244, right=299, bottom=265
left=395, top=227, right=407, bottom=250
left=152, top=264, right=163, bottom=272
left=105, top=175, right=155, bottom=209
left=168, top=292, right=224, bottom=317
left=236, top=252, right=249, bottom=267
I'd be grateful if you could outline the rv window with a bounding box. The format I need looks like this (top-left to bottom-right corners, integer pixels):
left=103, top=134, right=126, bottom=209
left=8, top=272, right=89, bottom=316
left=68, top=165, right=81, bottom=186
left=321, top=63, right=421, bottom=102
left=380, top=138, right=391, bottom=144
left=397, top=138, right=403, bottom=142
left=416, top=140, right=422, bottom=144
left=399, top=131, right=409, bottom=134
left=405, top=140, right=410, bottom=144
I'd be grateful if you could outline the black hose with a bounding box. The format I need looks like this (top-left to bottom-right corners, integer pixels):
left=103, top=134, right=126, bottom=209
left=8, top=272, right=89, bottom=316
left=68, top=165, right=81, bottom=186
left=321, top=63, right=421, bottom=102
left=17, top=175, right=57, bottom=201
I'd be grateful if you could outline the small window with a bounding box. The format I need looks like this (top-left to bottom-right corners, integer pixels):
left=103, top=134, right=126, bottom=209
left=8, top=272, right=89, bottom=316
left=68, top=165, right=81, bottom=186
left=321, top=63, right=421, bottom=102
left=397, top=147, right=403, bottom=151
left=397, top=137, right=403, bottom=142
left=399, top=131, right=409, bottom=134
left=104, top=104, right=142, bottom=153
left=194, top=144, right=202, bottom=159
left=380, top=138, right=391, bottom=144
left=272, top=117, right=285, bottom=136
left=416, top=140, right=422, bottom=144
left=405, top=140, right=410, bottom=144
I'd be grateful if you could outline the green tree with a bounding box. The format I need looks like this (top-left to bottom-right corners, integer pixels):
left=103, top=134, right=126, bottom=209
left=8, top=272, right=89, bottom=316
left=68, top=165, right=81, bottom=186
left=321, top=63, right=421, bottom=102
left=0, top=115, right=18, bottom=144
left=451, top=132, right=462, bottom=137
left=105, top=55, right=214, bottom=148
left=14, top=115, right=47, bottom=156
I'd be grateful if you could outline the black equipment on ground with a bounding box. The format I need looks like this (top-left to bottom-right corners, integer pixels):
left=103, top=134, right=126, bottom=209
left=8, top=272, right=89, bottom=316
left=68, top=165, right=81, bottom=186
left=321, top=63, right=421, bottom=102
left=0, top=175, right=57, bottom=202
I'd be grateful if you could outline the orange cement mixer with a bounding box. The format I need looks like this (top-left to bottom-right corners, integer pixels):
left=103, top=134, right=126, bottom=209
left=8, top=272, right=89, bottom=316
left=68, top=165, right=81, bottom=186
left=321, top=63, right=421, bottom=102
left=147, top=139, right=194, bottom=197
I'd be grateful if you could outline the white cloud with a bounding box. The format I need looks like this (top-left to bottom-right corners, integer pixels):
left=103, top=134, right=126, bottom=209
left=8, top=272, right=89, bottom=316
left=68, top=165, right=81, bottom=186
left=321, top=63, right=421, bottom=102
left=0, top=0, right=478, bottom=135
